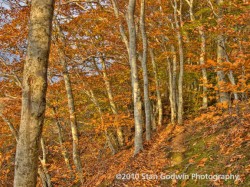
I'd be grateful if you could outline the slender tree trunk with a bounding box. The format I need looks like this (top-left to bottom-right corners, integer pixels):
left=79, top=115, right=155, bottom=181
left=99, top=58, right=124, bottom=147
left=171, top=45, right=178, bottom=122
left=14, top=0, right=54, bottom=186
left=223, top=44, right=239, bottom=101
left=216, top=0, right=230, bottom=104
left=167, top=57, right=176, bottom=124
left=140, top=0, right=151, bottom=140
left=172, top=0, right=184, bottom=124
left=217, top=36, right=230, bottom=103
left=111, top=0, right=129, bottom=53
left=52, top=107, right=73, bottom=173
left=2, top=113, right=52, bottom=186
left=127, top=0, right=144, bottom=155
left=0, top=113, right=19, bottom=141
left=39, top=138, right=52, bottom=187
left=87, top=88, right=117, bottom=155
left=149, top=49, right=163, bottom=127
left=55, top=20, right=84, bottom=183
left=61, top=57, right=84, bottom=184
left=185, top=0, right=208, bottom=108
left=151, top=101, right=157, bottom=130
left=199, top=29, right=208, bottom=108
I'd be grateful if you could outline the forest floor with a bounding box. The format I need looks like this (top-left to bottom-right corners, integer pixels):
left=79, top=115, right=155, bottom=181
left=85, top=104, right=250, bottom=187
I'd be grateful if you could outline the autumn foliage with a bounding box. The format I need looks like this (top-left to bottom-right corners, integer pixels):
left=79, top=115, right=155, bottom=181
left=0, top=0, right=249, bottom=186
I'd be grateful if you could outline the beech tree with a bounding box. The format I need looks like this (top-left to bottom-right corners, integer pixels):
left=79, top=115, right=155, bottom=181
left=127, top=0, right=144, bottom=155
left=13, top=0, right=55, bottom=186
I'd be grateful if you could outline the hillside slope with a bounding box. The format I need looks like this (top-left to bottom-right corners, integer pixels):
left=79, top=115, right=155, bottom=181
left=89, top=105, right=250, bottom=187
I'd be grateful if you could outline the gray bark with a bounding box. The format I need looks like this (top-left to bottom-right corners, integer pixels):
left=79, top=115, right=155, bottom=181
left=140, top=0, right=151, bottom=140
left=127, top=0, right=144, bottom=155
left=39, top=138, right=52, bottom=187
left=52, top=107, right=73, bottom=173
left=99, top=58, right=124, bottom=147
left=149, top=49, right=163, bottom=127
left=55, top=21, right=84, bottom=184
left=0, top=113, right=19, bottom=141
left=111, top=0, right=129, bottom=53
left=216, top=0, right=230, bottom=104
left=61, top=57, right=84, bottom=184
left=14, top=0, right=54, bottom=186
left=185, top=0, right=208, bottom=108
left=172, top=0, right=184, bottom=124
left=199, top=29, right=208, bottom=108
left=85, top=87, right=117, bottom=155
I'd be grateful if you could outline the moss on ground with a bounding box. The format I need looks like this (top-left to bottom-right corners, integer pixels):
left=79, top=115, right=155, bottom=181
left=162, top=118, right=250, bottom=187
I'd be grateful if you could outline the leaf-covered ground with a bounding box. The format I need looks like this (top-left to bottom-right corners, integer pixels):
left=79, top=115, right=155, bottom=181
left=88, top=104, right=250, bottom=187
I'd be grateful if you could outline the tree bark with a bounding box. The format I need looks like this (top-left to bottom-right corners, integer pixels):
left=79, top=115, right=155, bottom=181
left=0, top=113, right=19, bottom=141
left=140, top=0, right=151, bottom=140
left=14, top=0, right=54, bottom=186
left=172, top=0, right=184, bottom=124
left=85, top=87, right=117, bottom=155
left=99, top=57, right=124, bottom=147
left=52, top=107, right=73, bottom=173
left=54, top=20, right=84, bottom=184
left=149, top=49, right=163, bottom=127
left=61, top=57, right=84, bottom=184
left=127, top=0, right=144, bottom=155
left=39, top=138, right=52, bottom=187
left=111, top=0, right=129, bottom=53
left=216, top=0, right=230, bottom=104
left=199, top=29, right=208, bottom=108
left=185, top=0, right=208, bottom=108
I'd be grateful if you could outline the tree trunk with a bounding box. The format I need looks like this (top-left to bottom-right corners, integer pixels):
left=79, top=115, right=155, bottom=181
left=140, top=0, right=151, bottom=140
left=127, top=0, right=144, bottom=155
left=52, top=107, right=73, bottom=173
left=173, top=0, right=184, bottom=125
left=99, top=58, right=124, bottom=147
left=88, top=88, right=117, bottom=155
left=185, top=0, right=208, bottom=108
left=217, top=35, right=230, bottom=104
left=61, top=57, right=84, bottom=184
left=216, top=0, right=230, bottom=104
left=199, top=29, right=208, bottom=108
left=14, top=0, right=54, bottom=186
left=111, top=0, right=129, bottom=53
left=149, top=49, right=163, bottom=127
left=39, top=138, right=52, bottom=187
left=167, top=56, right=176, bottom=124
left=0, top=113, right=19, bottom=141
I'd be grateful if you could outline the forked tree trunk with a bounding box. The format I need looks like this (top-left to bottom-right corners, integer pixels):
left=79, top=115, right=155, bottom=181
left=14, top=0, right=54, bottom=186
left=140, top=0, right=151, bottom=140
left=127, top=0, right=144, bottom=155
